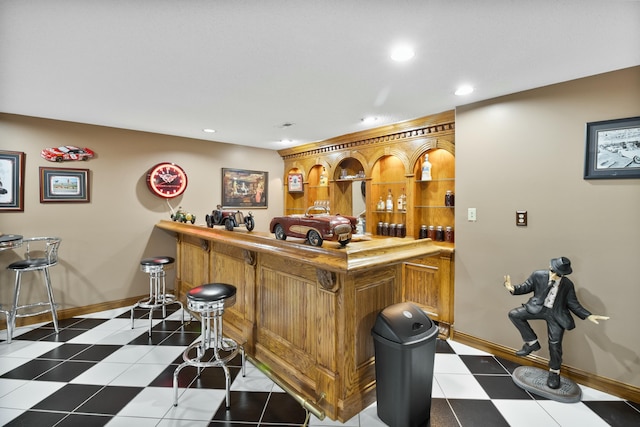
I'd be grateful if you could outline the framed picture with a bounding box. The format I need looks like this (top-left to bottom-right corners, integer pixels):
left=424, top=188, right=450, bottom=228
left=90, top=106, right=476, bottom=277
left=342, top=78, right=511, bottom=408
left=40, top=167, right=90, bottom=203
left=584, top=116, right=640, bottom=179
left=288, top=173, right=303, bottom=193
left=0, top=150, right=25, bottom=212
left=222, top=168, right=268, bottom=208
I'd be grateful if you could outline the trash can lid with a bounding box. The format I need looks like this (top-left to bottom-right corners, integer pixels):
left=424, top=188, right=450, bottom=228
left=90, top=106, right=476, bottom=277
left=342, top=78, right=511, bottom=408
left=372, top=302, right=437, bottom=344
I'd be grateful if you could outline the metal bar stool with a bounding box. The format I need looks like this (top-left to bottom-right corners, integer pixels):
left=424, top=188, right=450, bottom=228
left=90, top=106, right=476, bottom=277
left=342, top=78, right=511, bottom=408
left=131, top=256, right=184, bottom=336
left=173, top=283, right=245, bottom=408
left=6, top=237, right=61, bottom=343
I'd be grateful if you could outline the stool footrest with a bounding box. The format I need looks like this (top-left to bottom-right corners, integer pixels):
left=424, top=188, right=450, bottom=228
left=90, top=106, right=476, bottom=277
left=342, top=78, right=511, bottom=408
left=181, top=337, right=239, bottom=368
left=14, top=302, right=59, bottom=318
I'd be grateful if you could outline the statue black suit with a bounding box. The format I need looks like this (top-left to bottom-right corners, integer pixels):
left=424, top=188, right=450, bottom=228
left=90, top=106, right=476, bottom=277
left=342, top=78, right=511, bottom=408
left=504, top=257, right=609, bottom=389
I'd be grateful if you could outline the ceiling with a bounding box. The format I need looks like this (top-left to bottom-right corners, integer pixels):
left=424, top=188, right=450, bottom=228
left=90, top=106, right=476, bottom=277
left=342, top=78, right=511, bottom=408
left=1, top=1, right=639, bottom=151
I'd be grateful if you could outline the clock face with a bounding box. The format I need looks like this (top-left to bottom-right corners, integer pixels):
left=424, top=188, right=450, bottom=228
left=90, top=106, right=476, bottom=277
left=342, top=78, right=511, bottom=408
left=146, top=162, right=188, bottom=198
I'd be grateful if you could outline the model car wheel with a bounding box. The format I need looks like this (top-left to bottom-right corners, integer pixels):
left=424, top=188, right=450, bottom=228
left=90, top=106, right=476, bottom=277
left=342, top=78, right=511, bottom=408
left=634, top=155, right=640, bottom=164
left=245, top=216, right=255, bottom=231
left=308, top=230, right=323, bottom=247
left=338, top=238, right=351, bottom=247
left=224, top=218, right=234, bottom=231
left=205, top=214, right=212, bottom=228
left=274, top=224, right=286, bottom=240
left=213, top=210, right=222, bottom=224
left=55, top=157, right=63, bottom=162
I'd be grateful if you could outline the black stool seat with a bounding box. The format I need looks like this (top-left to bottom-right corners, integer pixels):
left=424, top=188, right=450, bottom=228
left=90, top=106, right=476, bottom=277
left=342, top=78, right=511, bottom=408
left=188, top=283, right=236, bottom=303
left=8, top=258, right=51, bottom=270
left=140, top=256, right=175, bottom=266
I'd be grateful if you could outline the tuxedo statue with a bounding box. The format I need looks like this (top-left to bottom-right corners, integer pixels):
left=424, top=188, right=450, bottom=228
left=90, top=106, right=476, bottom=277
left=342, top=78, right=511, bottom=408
left=504, top=257, right=609, bottom=389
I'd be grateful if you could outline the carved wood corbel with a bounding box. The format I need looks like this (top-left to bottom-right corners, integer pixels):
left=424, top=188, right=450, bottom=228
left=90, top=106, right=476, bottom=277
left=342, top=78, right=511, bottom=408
left=317, top=269, right=339, bottom=292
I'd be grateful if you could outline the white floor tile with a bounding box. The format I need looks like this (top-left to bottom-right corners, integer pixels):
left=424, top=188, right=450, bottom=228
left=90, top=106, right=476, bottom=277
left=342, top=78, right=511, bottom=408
left=106, top=415, right=163, bottom=426
left=110, top=363, right=168, bottom=387
left=67, top=328, right=119, bottom=344
left=0, top=356, right=29, bottom=376
left=579, top=384, right=623, bottom=401
left=230, top=364, right=274, bottom=392
left=163, top=388, right=226, bottom=421
left=434, top=353, right=473, bottom=374
left=447, top=340, right=492, bottom=356
left=537, top=400, right=611, bottom=427
left=69, top=361, right=132, bottom=385
left=78, top=307, right=131, bottom=319
left=0, top=379, right=30, bottom=398
left=493, top=399, right=561, bottom=427
left=0, top=380, right=65, bottom=409
left=434, top=373, right=490, bottom=400
left=136, top=346, right=185, bottom=364
left=358, top=402, right=390, bottom=427
left=0, top=340, right=62, bottom=358
left=100, top=345, right=154, bottom=363
left=95, top=328, right=148, bottom=345
left=116, top=386, right=176, bottom=418
left=156, top=418, right=210, bottom=427
left=0, top=407, right=25, bottom=426
left=309, top=412, right=360, bottom=426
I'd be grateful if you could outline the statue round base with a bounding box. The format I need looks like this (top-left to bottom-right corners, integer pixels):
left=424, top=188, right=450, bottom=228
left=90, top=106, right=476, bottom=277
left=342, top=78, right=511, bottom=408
left=512, top=366, right=582, bottom=403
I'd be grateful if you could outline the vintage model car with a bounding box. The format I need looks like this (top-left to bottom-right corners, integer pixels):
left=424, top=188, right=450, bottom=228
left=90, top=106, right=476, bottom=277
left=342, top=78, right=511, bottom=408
left=41, top=145, right=95, bottom=162
left=171, top=207, right=196, bottom=224
left=205, top=205, right=255, bottom=231
left=269, top=205, right=357, bottom=247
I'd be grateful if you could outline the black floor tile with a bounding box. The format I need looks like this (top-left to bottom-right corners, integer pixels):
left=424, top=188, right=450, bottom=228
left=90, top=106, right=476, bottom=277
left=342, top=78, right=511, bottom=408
left=152, top=319, right=185, bottom=332
left=448, top=399, right=510, bottom=427
left=160, top=330, right=200, bottom=346
left=4, top=410, right=68, bottom=427
left=208, top=421, right=258, bottom=427
left=150, top=364, right=193, bottom=388
left=38, top=343, right=92, bottom=360
left=494, top=355, right=522, bottom=374
left=1, top=358, right=62, bottom=380
left=261, top=391, right=307, bottom=424
left=40, top=327, right=89, bottom=342
left=436, top=339, right=455, bottom=354
left=191, top=365, right=242, bottom=389
left=56, top=413, right=112, bottom=427
left=127, top=330, right=174, bottom=345
left=473, top=374, right=534, bottom=400
left=459, top=355, right=511, bottom=375
left=13, top=327, right=58, bottom=341
left=70, top=344, right=121, bottom=361
left=56, top=317, right=87, bottom=328
left=33, top=383, right=102, bottom=411
left=75, top=385, right=144, bottom=415
left=583, top=400, right=640, bottom=427
left=36, top=360, right=96, bottom=382
left=428, top=398, right=459, bottom=427
left=65, top=318, right=108, bottom=330
left=211, top=391, right=270, bottom=423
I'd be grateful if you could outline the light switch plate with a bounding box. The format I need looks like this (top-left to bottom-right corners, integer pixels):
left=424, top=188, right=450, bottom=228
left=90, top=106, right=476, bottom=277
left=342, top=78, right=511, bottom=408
left=468, top=208, right=477, bottom=221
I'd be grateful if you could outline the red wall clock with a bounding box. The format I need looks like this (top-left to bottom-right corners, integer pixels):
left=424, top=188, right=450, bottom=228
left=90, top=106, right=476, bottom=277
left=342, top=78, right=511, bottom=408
left=146, top=162, right=188, bottom=198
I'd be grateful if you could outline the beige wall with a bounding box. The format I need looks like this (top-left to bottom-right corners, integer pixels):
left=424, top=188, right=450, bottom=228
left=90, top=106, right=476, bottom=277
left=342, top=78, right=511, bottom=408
left=0, top=115, right=284, bottom=309
left=455, top=66, right=640, bottom=388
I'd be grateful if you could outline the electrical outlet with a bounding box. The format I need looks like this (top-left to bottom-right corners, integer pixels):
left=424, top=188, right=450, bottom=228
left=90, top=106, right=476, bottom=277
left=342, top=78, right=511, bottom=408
left=468, top=208, right=477, bottom=221
left=516, top=210, right=527, bottom=226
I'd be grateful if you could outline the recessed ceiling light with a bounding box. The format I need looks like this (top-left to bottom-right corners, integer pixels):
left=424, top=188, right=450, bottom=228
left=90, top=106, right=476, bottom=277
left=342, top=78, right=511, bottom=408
left=280, top=139, right=293, bottom=144
left=390, top=45, right=415, bottom=62
left=203, top=128, right=216, bottom=133
left=455, top=85, right=474, bottom=96
left=361, top=116, right=378, bottom=124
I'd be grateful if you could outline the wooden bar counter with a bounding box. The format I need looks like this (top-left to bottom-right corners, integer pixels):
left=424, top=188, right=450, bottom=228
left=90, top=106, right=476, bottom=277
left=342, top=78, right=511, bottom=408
left=156, top=220, right=441, bottom=421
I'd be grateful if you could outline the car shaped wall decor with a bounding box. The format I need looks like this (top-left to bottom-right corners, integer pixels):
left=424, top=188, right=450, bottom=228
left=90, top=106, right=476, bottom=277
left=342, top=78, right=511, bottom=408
left=205, top=205, right=255, bottom=231
left=269, top=205, right=357, bottom=247
left=41, top=145, right=95, bottom=162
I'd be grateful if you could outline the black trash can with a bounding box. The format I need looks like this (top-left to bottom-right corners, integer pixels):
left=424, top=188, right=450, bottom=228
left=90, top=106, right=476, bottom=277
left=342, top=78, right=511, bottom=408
left=372, top=301, right=438, bottom=427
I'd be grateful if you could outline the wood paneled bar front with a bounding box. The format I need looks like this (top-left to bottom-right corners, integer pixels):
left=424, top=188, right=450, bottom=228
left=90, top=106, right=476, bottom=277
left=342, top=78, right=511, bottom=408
left=155, top=220, right=440, bottom=422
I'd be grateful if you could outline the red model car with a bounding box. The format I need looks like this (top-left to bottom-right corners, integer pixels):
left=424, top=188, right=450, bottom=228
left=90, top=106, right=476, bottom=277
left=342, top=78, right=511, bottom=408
left=269, top=205, right=357, bottom=247
left=41, top=145, right=95, bottom=162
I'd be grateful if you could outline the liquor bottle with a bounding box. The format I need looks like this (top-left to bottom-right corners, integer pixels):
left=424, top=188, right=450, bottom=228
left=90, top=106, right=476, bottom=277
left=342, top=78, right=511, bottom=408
left=386, top=189, right=393, bottom=212
left=320, top=167, right=328, bottom=186
left=421, top=154, right=432, bottom=181
left=377, top=196, right=385, bottom=211
left=396, top=189, right=403, bottom=211
left=401, top=188, right=407, bottom=211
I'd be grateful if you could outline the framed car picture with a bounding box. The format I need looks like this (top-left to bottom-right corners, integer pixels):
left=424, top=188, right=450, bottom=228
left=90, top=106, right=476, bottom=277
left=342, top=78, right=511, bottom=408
left=40, top=167, right=90, bottom=203
left=0, top=150, right=25, bottom=212
left=584, top=116, right=640, bottom=179
left=221, top=168, right=268, bottom=208
left=288, top=173, right=303, bottom=193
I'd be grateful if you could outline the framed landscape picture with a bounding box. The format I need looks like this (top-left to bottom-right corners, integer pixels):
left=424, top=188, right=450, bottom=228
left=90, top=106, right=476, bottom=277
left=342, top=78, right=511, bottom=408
left=40, top=167, right=90, bottom=203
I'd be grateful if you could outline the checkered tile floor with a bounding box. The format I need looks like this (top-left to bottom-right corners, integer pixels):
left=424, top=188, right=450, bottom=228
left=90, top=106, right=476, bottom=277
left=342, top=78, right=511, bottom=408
left=0, top=306, right=638, bottom=426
